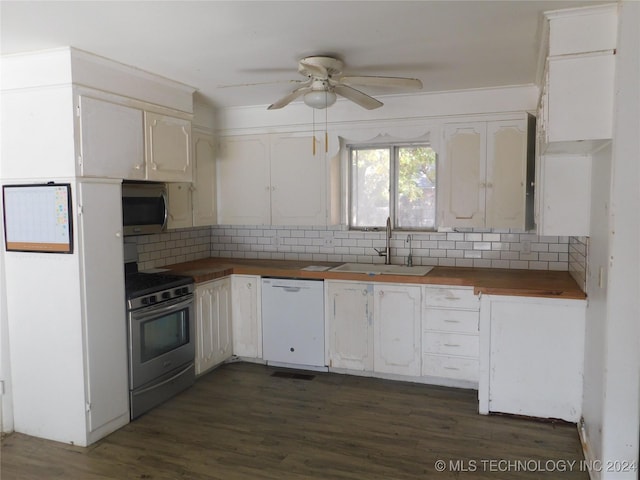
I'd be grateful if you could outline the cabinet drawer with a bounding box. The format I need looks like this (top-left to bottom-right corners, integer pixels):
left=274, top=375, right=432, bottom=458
left=423, top=287, right=479, bottom=310
left=423, top=332, right=479, bottom=357
left=422, top=354, right=479, bottom=382
left=424, top=308, right=479, bottom=334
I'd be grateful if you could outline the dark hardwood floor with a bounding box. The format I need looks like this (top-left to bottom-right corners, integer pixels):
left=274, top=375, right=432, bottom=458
left=1, top=362, right=589, bottom=479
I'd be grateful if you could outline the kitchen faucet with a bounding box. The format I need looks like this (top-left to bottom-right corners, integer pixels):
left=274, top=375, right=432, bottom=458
left=406, top=234, right=413, bottom=267
left=374, top=216, right=392, bottom=265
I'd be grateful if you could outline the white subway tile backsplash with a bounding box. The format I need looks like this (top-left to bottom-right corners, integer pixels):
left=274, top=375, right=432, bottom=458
left=127, top=224, right=573, bottom=273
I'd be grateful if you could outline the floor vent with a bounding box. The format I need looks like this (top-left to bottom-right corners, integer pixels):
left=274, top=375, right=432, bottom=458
left=271, top=371, right=315, bottom=381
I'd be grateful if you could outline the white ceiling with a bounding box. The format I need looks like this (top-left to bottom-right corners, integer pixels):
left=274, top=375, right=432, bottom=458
left=1, top=1, right=603, bottom=110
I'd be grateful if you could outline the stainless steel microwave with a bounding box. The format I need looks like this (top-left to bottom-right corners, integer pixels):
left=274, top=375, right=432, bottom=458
left=122, top=181, right=168, bottom=236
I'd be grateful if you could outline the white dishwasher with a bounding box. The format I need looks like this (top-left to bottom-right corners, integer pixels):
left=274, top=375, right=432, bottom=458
left=261, top=278, right=326, bottom=370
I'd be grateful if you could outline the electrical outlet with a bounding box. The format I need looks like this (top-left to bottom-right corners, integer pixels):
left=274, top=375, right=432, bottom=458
left=522, top=240, right=531, bottom=254
left=324, top=237, right=334, bottom=247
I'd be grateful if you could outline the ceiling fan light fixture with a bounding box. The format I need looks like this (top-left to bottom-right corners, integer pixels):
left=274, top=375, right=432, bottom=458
left=303, top=90, right=337, bottom=109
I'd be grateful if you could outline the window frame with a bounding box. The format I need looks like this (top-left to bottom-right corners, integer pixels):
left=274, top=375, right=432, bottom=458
left=348, top=142, right=437, bottom=232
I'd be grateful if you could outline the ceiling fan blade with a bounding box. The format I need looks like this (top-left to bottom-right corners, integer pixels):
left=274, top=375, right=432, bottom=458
left=218, top=79, right=307, bottom=89
left=267, top=86, right=312, bottom=110
left=333, top=84, right=383, bottom=110
left=339, top=76, right=423, bottom=89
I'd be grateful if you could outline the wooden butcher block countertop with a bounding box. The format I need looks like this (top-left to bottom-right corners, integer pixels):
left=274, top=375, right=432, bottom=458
left=164, top=257, right=586, bottom=300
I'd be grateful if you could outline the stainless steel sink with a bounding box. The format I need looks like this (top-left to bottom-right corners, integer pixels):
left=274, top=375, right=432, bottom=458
left=329, top=263, right=434, bottom=276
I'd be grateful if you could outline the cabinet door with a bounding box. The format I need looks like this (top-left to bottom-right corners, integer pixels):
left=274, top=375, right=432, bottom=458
left=537, top=154, right=591, bottom=236
left=217, top=135, right=270, bottom=225
left=270, top=134, right=327, bottom=226
left=373, top=284, right=421, bottom=376
left=145, top=112, right=192, bottom=182
left=78, top=181, right=129, bottom=433
left=487, top=297, right=585, bottom=422
left=167, top=183, right=193, bottom=230
left=486, top=120, right=527, bottom=228
left=192, top=131, right=217, bottom=226
left=547, top=53, right=615, bottom=146
left=440, top=123, right=486, bottom=228
left=231, top=275, right=262, bottom=359
left=78, top=96, right=144, bottom=179
left=195, top=278, right=232, bottom=375
left=326, top=282, right=373, bottom=371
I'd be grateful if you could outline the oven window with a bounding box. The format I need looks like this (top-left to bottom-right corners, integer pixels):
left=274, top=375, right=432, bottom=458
left=140, top=310, right=189, bottom=362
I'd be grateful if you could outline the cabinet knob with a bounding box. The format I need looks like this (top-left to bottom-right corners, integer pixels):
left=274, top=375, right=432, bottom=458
left=115, top=231, right=121, bottom=238
left=247, top=283, right=252, bottom=289
left=134, top=164, right=142, bottom=170
left=379, top=291, right=384, bottom=297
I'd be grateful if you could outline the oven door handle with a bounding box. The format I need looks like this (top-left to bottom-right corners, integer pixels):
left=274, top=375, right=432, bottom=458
left=131, top=295, right=193, bottom=321
left=132, top=363, right=193, bottom=396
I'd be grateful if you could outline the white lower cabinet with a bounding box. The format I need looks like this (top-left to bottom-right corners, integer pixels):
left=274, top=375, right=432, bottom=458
left=421, top=286, right=480, bottom=383
left=373, top=284, right=422, bottom=376
left=326, top=281, right=420, bottom=376
left=479, top=295, right=586, bottom=422
left=195, top=278, right=233, bottom=375
left=231, top=275, right=262, bottom=359
left=326, top=281, right=374, bottom=371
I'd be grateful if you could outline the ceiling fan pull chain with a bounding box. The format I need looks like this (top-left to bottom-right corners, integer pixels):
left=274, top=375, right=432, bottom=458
left=312, top=107, right=316, bottom=156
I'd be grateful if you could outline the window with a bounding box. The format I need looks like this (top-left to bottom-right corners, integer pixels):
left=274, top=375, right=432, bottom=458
left=349, top=144, right=436, bottom=230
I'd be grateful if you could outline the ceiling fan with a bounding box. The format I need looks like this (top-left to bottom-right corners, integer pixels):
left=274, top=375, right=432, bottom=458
left=266, top=56, right=423, bottom=111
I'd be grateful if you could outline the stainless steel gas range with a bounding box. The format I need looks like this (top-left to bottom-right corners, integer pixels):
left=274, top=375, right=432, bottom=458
left=124, top=249, right=195, bottom=419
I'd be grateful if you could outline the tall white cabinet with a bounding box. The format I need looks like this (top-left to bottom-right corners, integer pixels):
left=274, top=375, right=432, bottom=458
left=4, top=180, right=129, bottom=446
left=1, top=47, right=195, bottom=446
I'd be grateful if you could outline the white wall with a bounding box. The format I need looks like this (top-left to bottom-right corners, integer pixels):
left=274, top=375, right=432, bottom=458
left=582, top=3, right=640, bottom=478
left=216, top=85, right=539, bottom=134
left=582, top=143, right=612, bottom=468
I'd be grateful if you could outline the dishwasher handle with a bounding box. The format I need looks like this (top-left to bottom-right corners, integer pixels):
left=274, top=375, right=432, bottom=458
left=272, top=285, right=302, bottom=293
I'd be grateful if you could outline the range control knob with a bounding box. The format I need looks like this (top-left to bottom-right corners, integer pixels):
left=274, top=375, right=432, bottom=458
left=149, top=295, right=157, bottom=304
left=162, top=291, right=171, bottom=300
left=141, top=297, right=149, bottom=305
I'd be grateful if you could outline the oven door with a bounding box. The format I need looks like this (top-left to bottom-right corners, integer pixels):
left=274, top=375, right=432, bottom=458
left=128, top=294, right=195, bottom=389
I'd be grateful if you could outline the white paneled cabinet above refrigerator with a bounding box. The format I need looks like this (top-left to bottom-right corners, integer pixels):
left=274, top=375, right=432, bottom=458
left=77, top=95, right=193, bottom=183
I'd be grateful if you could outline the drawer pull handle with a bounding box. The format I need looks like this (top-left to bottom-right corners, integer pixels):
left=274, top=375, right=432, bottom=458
left=445, top=297, right=460, bottom=301
left=444, top=319, right=460, bottom=323
left=444, top=343, right=461, bottom=347
left=444, top=366, right=460, bottom=371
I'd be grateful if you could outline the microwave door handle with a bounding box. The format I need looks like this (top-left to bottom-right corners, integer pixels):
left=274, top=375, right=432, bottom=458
left=161, top=190, right=169, bottom=231
left=132, top=296, right=193, bottom=321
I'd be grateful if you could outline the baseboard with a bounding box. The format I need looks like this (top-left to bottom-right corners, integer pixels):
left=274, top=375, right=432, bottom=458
left=578, top=418, right=600, bottom=480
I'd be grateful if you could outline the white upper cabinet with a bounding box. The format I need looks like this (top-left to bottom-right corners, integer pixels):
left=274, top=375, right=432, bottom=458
left=166, top=182, right=193, bottom=230
left=543, top=53, right=615, bottom=153
left=145, top=112, right=192, bottom=182
left=541, top=4, right=617, bottom=154
left=270, top=134, right=327, bottom=226
left=440, top=115, right=533, bottom=229
left=440, top=123, right=486, bottom=228
left=536, top=154, right=591, bottom=236
left=192, top=130, right=217, bottom=226
left=217, top=135, right=271, bottom=225
left=217, top=133, right=329, bottom=226
left=78, top=96, right=145, bottom=179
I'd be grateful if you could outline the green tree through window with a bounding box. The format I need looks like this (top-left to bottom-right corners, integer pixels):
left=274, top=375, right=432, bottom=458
left=350, top=144, right=436, bottom=230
